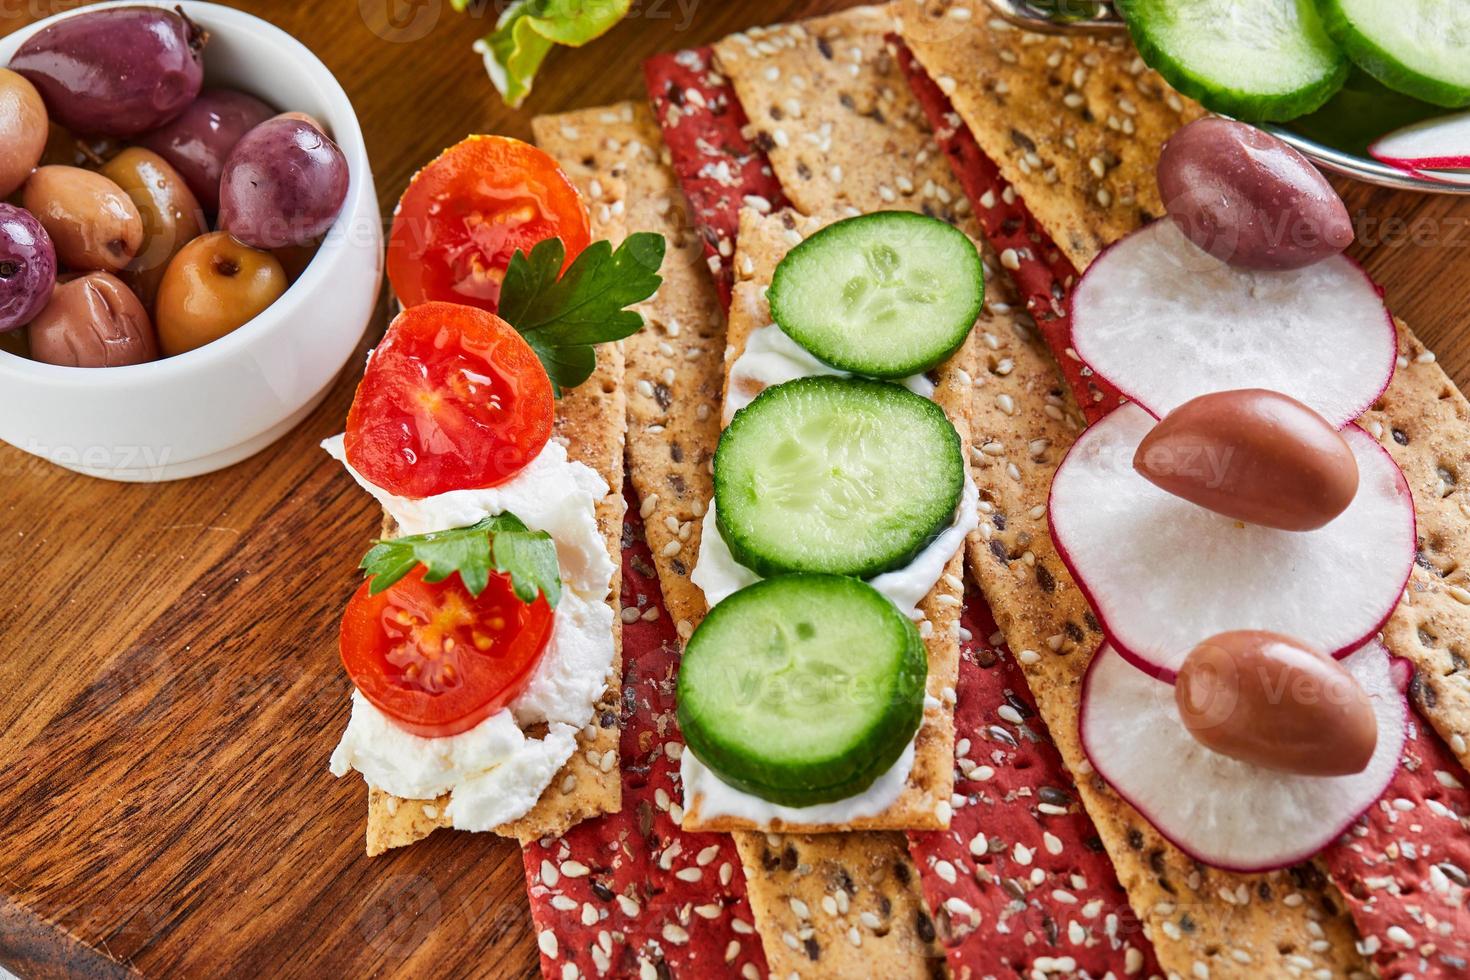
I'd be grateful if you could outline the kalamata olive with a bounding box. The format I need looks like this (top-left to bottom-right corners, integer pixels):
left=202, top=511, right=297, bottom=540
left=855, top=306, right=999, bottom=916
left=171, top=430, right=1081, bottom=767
left=0, top=69, right=48, bottom=199
left=1158, top=118, right=1355, bottom=270
left=1134, top=389, right=1359, bottom=531
left=1176, top=630, right=1376, bottom=776
left=39, top=123, right=123, bottom=169
left=10, top=6, right=207, bottom=139
left=218, top=116, right=350, bottom=249
left=99, top=148, right=205, bottom=308
left=22, top=166, right=143, bottom=273
left=156, top=232, right=286, bottom=355
left=0, top=203, right=56, bottom=333
left=138, top=88, right=274, bottom=213
left=28, top=271, right=157, bottom=367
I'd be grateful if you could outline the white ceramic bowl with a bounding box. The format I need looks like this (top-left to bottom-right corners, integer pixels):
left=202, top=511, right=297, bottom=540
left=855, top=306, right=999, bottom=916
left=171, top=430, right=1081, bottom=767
left=0, top=1, right=382, bottom=481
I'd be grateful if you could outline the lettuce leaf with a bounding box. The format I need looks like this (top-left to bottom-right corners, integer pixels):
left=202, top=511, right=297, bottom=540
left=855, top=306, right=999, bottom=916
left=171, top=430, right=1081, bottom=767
left=470, top=0, right=632, bottom=107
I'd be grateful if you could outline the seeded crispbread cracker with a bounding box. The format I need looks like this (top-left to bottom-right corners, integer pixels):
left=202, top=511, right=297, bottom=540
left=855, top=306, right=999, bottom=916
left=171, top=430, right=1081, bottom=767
left=678, top=205, right=968, bottom=837
left=731, top=831, right=946, bottom=978
left=533, top=103, right=725, bottom=642
left=894, top=0, right=1203, bottom=273
left=896, top=0, right=1470, bottom=775
left=899, top=7, right=1470, bottom=974
left=712, top=5, right=974, bottom=229
left=362, top=327, right=627, bottom=855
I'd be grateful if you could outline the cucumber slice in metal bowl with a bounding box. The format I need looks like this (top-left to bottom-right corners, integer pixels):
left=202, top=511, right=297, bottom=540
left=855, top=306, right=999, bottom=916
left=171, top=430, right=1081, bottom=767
left=1070, top=219, right=1395, bottom=430
left=1318, top=0, right=1470, bottom=109
left=1048, top=403, right=1415, bottom=679
left=1116, top=0, right=1348, bottom=122
left=768, top=211, right=983, bottom=379
left=1079, top=641, right=1406, bottom=872
left=677, top=575, right=927, bottom=807
left=715, top=376, right=965, bottom=579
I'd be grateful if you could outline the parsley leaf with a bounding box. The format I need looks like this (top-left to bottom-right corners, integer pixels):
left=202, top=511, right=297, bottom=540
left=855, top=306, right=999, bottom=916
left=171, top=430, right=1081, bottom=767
left=499, top=232, right=666, bottom=394
left=360, top=512, right=562, bottom=608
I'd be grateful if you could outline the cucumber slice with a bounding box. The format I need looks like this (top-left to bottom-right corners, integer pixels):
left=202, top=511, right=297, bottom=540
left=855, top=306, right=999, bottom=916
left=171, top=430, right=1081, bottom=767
left=714, top=376, right=964, bottom=579
left=1118, top=0, right=1348, bottom=122
left=677, top=574, right=927, bottom=806
left=767, top=212, right=983, bottom=379
left=1318, top=0, right=1470, bottom=108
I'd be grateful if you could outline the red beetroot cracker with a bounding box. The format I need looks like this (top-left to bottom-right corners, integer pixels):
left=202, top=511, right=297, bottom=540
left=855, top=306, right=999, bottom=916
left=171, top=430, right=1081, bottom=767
left=522, top=485, right=768, bottom=980
left=907, top=586, right=1162, bottom=979
left=644, top=48, right=789, bottom=308
left=890, top=34, right=1121, bottom=425
left=1317, top=701, right=1470, bottom=978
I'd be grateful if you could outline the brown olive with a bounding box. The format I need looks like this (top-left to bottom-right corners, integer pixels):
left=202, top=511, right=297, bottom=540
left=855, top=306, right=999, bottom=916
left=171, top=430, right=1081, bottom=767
left=0, top=69, right=48, bottom=199
left=100, top=148, right=205, bottom=308
left=22, top=165, right=143, bottom=273
left=156, top=232, right=286, bottom=355
left=28, top=272, right=158, bottom=367
left=39, top=122, right=123, bottom=169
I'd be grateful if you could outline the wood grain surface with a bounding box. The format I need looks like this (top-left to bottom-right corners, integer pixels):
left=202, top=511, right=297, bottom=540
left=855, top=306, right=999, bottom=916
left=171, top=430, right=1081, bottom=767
left=0, top=2, right=1468, bottom=977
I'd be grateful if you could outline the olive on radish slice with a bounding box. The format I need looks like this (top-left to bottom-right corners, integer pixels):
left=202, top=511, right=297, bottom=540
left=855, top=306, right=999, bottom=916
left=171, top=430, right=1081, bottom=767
left=1369, top=110, right=1470, bottom=172
left=1069, top=219, right=1395, bottom=429
left=1049, top=403, right=1414, bottom=679
left=1080, top=641, right=1406, bottom=873
left=1133, top=389, right=1358, bottom=532
left=1174, top=630, right=1377, bottom=776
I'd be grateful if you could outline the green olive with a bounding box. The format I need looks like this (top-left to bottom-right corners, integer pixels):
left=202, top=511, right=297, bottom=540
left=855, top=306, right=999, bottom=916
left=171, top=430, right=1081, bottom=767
left=156, top=232, right=286, bottom=355
left=100, top=148, right=205, bottom=308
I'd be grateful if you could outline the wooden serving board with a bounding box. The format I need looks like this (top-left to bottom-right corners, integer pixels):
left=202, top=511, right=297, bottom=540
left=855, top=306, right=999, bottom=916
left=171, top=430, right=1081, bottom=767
left=0, top=1, right=1468, bottom=976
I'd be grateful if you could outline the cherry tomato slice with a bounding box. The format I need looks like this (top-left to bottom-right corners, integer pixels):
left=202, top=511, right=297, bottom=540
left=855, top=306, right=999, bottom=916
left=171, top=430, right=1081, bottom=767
left=387, top=135, right=591, bottom=313
left=341, top=566, right=555, bottom=738
left=345, top=302, right=554, bottom=498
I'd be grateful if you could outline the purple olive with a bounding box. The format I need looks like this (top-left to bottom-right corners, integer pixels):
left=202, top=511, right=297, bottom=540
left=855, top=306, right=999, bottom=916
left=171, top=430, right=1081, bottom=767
left=218, top=116, right=349, bottom=249
left=9, top=6, right=207, bottom=139
left=1157, top=118, right=1354, bottom=271
left=139, top=88, right=275, bottom=213
left=0, top=203, right=56, bottom=333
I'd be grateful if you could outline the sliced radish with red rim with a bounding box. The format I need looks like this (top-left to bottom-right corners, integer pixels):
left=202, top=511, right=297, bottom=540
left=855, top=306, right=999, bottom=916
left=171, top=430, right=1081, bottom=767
left=1070, top=220, right=1395, bottom=429
left=1079, top=641, right=1407, bottom=873
left=1370, top=110, right=1470, bottom=172
left=1048, top=403, right=1415, bottom=679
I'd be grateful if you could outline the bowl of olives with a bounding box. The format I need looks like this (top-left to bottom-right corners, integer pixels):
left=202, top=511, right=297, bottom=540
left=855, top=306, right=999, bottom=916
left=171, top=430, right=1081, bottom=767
left=0, top=1, right=381, bottom=481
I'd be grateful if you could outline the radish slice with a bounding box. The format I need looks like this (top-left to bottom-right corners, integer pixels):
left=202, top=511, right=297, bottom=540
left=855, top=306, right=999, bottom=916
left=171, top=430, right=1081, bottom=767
left=1080, top=641, right=1406, bottom=872
left=1070, top=220, right=1395, bottom=429
left=1370, top=110, right=1470, bottom=171
left=1048, top=404, right=1415, bottom=678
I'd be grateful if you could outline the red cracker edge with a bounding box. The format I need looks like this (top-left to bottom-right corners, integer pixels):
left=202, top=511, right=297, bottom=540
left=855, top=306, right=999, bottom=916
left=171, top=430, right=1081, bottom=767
left=647, top=42, right=1163, bottom=979
left=521, top=484, right=769, bottom=980
left=889, top=35, right=1470, bottom=977
left=907, top=587, right=1164, bottom=978
left=644, top=47, right=791, bottom=309
left=889, top=35, right=1122, bottom=426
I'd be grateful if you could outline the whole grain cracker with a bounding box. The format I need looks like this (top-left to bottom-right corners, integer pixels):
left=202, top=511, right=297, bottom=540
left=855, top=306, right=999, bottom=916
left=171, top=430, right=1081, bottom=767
left=360, top=297, right=628, bottom=855
left=894, top=0, right=1202, bottom=272
left=733, top=831, right=945, bottom=978
left=898, top=0, right=1470, bottom=776
left=533, top=103, right=726, bottom=639
left=712, top=6, right=971, bottom=230
left=895, top=4, right=1470, bottom=973
left=679, top=206, right=968, bottom=836
left=705, top=10, right=987, bottom=976
left=958, top=266, right=1369, bottom=978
